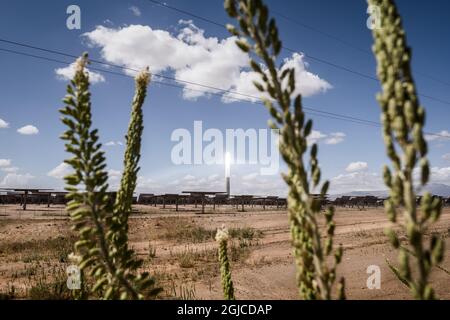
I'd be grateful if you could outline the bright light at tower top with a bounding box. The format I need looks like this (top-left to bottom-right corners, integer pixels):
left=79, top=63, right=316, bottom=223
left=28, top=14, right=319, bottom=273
left=225, top=152, right=231, bottom=178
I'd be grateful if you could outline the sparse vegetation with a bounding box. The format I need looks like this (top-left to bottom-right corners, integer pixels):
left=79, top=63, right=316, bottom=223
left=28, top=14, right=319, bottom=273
left=159, top=218, right=262, bottom=243
left=0, top=0, right=449, bottom=303
left=26, top=266, right=72, bottom=300
left=0, top=206, right=449, bottom=299
left=169, top=281, right=197, bottom=300
left=229, top=227, right=263, bottom=241
left=177, top=247, right=197, bottom=269
left=0, top=236, right=75, bottom=264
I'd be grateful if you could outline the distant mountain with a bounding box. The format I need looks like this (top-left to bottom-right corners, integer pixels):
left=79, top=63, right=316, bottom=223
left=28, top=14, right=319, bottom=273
left=420, top=183, right=450, bottom=197
left=329, top=190, right=388, bottom=200
left=330, top=183, right=450, bottom=199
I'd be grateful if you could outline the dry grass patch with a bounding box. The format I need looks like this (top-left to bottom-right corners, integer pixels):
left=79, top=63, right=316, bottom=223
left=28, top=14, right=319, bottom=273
left=26, top=265, right=73, bottom=300
left=0, top=236, right=76, bottom=263
left=157, top=217, right=263, bottom=244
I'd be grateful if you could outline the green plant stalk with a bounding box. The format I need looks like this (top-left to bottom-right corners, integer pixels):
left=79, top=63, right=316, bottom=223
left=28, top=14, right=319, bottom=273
left=224, top=0, right=344, bottom=300
left=60, top=54, right=160, bottom=300
left=114, top=68, right=149, bottom=215
left=108, top=68, right=151, bottom=298
left=369, top=0, right=444, bottom=299
left=216, top=227, right=235, bottom=300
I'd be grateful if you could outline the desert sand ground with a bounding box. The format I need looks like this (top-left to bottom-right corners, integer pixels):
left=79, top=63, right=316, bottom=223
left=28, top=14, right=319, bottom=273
left=0, top=203, right=449, bottom=300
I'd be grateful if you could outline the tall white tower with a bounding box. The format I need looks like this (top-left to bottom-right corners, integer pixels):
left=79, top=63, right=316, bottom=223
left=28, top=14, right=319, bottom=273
left=225, top=152, right=231, bottom=197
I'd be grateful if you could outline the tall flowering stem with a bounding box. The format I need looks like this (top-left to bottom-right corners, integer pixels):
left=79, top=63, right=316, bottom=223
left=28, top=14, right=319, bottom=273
left=114, top=68, right=150, bottom=215
left=109, top=68, right=151, bottom=294
left=60, top=53, right=160, bottom=300
left=224, top=0, right=344, bottom=300
left=369, top=0, right=444, bottom=299
left=216, top=227, right=235, bottom=300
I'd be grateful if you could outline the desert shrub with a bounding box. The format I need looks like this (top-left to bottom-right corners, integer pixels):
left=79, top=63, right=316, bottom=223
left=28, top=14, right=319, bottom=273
left=169, top=281, right=197, bottom=300
left=190, top=227, right=216, bottom=242
left=229, top=227, right=262, bottom=240
left=177, top=247, right=196, bottom=269
left=229, top=239, right=252, bottom=262
left=27, top=267, right=72, bottom=300
left=224, top=0, right=344, bottom=300
left=369, top=0, right=445, bottom=299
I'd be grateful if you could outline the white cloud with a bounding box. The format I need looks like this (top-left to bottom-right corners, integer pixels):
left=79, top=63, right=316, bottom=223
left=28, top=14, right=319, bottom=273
left=84, top=24, right=208, bottom=74
left=0, top=173, right=34, bottom=187
left=128, top=168, right=290, bottom=196
left=425, top=130, right=450, bottom=142
left=242, top=172, right=259, bottom=181
left=238, top=172, right=287, bottom=195
left=325, top=132, right=346, bottom=145
left=182, top=174, right=196, bottom=181
left=429, top=166, right=450, bottom=184
left=208, top=174, right=219, bottom=181
left=280, top=53, right=332, bottom=97
left=105, top=140, right=124, bottom=147
left=345, top=161, right=368, bottom=172
left=129, top=6, right=141, bottom=17
left=83, top=22, right=331, bottom=102
left=306, top=130, right=345, bottom=145
left=0, top=160, right=18, bottom=173
left=330, top=171, right=385, bottom=194
left=47, top=162, right=72, bottom=179
left=413, top=166, right=450, bottom=185
left=1, top=167, right=19, bottom=173
left=0, top=159, right=11, bottom=167
left=330, top=164, right=449, bottom=195
left=0, top=118, right=9, bottom=128
left=108, top=169, right=122, bottom=182
left=168, top=173, right=220, bottom=191
left=17, top=125, right=39, bottom=135
left=136, top=176, right=160, bottom=191
left=107, top=169, right=122, bottom=188
left=108, top=169, right=121, bottom=177
left=443, top=153, right=450, bottom=161
left=55, top=62, right=105, bottom=84
left=163, top=170, right=287, bottom=196
left=103, top=19, right=114, bottom=27
left=307, top=130, right=327, bottom=145
left=223, top=53, right=332, bottom=103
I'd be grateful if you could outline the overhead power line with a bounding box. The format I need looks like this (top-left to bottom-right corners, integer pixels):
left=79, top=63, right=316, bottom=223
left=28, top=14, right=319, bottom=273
left=0, top=45, right=448, bottom=140
left=145, top=0, right=450, bottom=106
left=0, top=38, right=381, bottom=124
left=0, top=46, right=377, bottom=127
left=271, top=9, right=450, bottom=88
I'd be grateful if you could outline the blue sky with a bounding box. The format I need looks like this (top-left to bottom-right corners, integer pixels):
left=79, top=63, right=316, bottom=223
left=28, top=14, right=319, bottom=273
left=0, top=0, right=449, bottom=195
